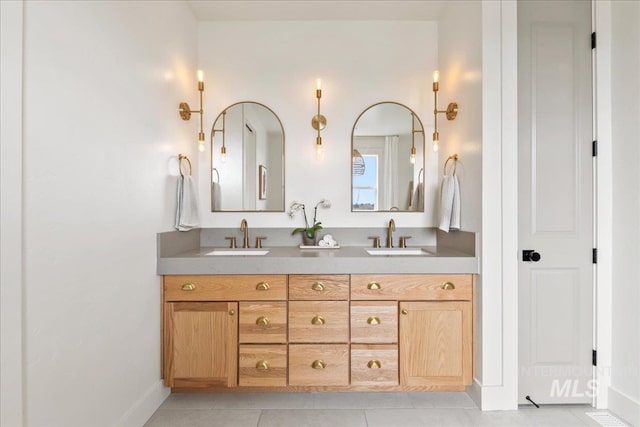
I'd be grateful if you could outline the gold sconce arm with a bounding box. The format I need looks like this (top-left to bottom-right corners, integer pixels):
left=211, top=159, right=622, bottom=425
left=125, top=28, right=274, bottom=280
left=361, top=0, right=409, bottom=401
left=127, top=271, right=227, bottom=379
left=179, top=70, right=206, bottom=152
left=432, top=70, right=458, bottom=152
left=311, top=79, right=327, bottom=156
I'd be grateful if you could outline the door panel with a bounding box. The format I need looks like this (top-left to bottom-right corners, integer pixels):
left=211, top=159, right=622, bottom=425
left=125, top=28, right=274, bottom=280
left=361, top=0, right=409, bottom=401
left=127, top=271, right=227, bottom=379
left=518, top=0, right=593, bottom=404
left=164, top=302, right=238, bottom=388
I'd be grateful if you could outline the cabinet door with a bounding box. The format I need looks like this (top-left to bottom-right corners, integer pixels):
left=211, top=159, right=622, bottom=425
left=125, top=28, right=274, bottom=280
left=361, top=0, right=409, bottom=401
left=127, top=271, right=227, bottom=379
left=399, top=301, right=472, bottom=388
left=164, top=302, right=238, bottom=388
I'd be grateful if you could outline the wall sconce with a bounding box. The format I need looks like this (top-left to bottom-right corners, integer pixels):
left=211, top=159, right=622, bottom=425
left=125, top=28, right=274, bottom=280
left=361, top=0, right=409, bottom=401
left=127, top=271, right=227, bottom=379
left=179, top=70, right=206, bottom=152
left=311, top=79, right=327, bottom=156
left=432, top=70, right=458, bottom=152
left=211, top=111, right=227, bottom=163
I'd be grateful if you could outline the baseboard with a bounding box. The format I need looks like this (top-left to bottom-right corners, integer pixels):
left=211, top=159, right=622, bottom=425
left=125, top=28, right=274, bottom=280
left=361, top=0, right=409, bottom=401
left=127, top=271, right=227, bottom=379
left=608, top=386, right=640, bottom=427
left=467, top=378, right=482, bottom=409
left=116, top=380, right=170, bottom=427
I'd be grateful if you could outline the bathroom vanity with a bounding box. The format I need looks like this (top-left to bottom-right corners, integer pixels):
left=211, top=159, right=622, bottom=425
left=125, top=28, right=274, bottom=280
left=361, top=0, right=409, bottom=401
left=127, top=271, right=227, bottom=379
left=158, top=228, right=478, bottom=392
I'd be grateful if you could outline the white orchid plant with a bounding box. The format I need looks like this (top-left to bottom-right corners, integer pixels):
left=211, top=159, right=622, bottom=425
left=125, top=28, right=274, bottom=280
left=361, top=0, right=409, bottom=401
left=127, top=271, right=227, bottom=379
left=288, top=199, right=332, bottom=239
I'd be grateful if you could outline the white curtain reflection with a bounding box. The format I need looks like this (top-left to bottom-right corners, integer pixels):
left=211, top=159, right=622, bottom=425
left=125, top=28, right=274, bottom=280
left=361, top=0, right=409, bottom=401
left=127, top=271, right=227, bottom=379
left=383, top=135, right=399, bottom=210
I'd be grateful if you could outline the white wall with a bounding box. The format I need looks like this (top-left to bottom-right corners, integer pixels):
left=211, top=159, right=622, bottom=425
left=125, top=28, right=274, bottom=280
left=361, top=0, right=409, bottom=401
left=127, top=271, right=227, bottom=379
left=437, top=0, right=492, bottom=403
left=610, top=1, right=640, bottom=424
left=21, top=1, right=197, bottom=425
left=197, top=21, right=439, bottom=228
left=1, top=1, right=25, bottom=425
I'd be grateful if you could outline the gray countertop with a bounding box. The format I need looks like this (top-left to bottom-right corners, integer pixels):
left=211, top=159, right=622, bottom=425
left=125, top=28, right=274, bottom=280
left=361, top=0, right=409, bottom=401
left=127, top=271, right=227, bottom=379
left=157, top=245, right=478, bottom=275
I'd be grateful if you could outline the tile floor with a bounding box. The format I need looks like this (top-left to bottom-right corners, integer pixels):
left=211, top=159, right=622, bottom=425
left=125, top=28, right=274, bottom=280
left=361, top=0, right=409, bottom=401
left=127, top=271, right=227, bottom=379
left=145, top=392, right=608, bottom=427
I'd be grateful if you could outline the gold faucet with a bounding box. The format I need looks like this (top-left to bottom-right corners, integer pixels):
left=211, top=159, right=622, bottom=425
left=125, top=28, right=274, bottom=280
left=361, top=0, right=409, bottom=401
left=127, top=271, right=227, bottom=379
left=240, top=219, right=250, bottom=248
left=386, top=219, right=396, bottom=248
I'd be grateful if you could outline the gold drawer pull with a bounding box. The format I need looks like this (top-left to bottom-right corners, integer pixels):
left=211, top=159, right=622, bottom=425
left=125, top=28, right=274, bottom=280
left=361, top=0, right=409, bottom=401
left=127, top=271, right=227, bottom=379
left=367, top=360, right=381, bottom=369
left=311, top=282, right=325, bottom=291
left=311, top=315, right=325, bottom=325
left=367, top=281, right=381, bottom=290
left=367, top=316, right=381, bottom=325
left=181, top=283, right=196, bottom=291
left=256, top=316, right=270, bottom=326
left=401, top=309, right=408, bottom=315
left=256, top=282, right=270, bottom=291
left=311, top=360, right=326, bottom=370
left=229, top=309, right=235, bottom=316
left=256, top=360, right=270, bottom=371
left=442, top=282, right=455, bottom=290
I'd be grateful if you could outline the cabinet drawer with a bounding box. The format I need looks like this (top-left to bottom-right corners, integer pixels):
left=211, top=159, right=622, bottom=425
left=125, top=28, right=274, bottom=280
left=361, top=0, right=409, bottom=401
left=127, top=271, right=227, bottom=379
left=351, top=274, right=472, bottom=301
left=289, top=275, right=349, bottom=300
left=164, top=275, right=287, bottom=301
left=289, top=344, right=349, bottom=386
left=351, top=344, right=398, bottom=386
left=239, top=345, right=287, bottom=387
left=289, top=301, right=349, bottom=343
left=239, top=302, right=287, bottom=344
left=350, top=301, right=398, bottom=344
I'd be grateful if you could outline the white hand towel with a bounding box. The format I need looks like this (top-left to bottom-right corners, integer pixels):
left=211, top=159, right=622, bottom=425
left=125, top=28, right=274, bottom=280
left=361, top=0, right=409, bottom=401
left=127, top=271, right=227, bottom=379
left=450, top=176, right=461, bottom=230
left=175, top=175, right=200, bottom=231
left=439, top=175, right=461, bottom=232
left=412, top=182, right=424, bottom=212
left=211, top=182, right=222, bottom=211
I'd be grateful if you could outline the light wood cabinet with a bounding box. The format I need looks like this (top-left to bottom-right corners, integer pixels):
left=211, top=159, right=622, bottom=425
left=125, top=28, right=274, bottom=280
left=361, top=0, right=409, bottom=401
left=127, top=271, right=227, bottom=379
left=163, top=301, right=237, bottom=388
left=289, top=301, right=349, bottom=343
left=351, top=344, right=398, bottom=386
left=350, top=301, right=398, bottom=344
left=289, top=275, right=349, bottom=300
left=289, top=344, right=349, bottom=386
left=239, top=345, right=287, bottom=387
left=351, top=274, right=472, bottom=301
left=239, top=302, right=287, bottom=344
left=399, top=301, right=472, bottom=388
left=162, top=273, right=474, bottom=392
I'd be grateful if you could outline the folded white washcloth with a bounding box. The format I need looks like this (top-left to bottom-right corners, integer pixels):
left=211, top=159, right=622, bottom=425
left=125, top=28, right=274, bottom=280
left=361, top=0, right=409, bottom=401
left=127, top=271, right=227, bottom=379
left=318, top=240, right=329, bottom=247
left=175, top=175, right=200, bottom=232
left=322, top=234, right=333, bottom=242
left=439, top=175, right=461, bottom=232
left=321, top=234, right=338, bottom=246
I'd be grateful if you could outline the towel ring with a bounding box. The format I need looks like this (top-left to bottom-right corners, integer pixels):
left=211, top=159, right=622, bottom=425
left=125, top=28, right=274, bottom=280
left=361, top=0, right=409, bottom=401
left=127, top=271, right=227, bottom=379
left=443, top=154, right=458, bottom=176
left=178, top=154, right=192, bottom=177
left=212, top=168, right=220, bottom=184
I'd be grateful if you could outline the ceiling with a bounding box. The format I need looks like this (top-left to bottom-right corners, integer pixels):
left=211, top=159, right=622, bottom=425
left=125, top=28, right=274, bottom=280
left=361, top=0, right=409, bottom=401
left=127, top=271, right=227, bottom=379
left=186, top=0, right=448, bottom=21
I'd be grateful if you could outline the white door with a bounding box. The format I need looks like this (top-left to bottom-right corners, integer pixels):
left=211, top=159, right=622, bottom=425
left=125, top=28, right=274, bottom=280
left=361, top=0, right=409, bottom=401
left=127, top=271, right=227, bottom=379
left=518, top=0, right=593, bottom=404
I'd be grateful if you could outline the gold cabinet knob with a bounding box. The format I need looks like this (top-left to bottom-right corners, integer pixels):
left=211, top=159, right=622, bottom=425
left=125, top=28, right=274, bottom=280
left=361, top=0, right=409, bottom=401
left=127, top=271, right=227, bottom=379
left=367, top=281, right=381, bottom=290
left=181, top=283, right=196, bottom=291
left=256, top=282, right=270, bottom=291
left=401, top=309, right=408, bottom=315
left=311, top=360, right=326, bottom=370
left=367, top=316, right=381, bottom=325
left=256, top=316, right=270, bottom=326
left=442, top=282, right=455, bottom=290
left=255, top=360, right=270, bottom=371
left=311, top=315, right=325, bottom=325
left=311, top=282, right=325, bottom=291
left=229, top=309, right=236, bottom=316
left=367, top=360, right=381, bottom=369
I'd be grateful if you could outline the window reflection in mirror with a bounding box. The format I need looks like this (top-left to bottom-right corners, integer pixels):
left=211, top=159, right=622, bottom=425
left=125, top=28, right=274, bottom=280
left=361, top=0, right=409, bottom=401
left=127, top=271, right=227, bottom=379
left=210, top=102, right=285, bottom=212
left=351, top=102, right=425, bottom=212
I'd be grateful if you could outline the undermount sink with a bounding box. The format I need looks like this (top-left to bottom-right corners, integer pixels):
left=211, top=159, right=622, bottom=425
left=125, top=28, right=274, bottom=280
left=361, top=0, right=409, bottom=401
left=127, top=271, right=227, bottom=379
left=206, top=249, right=269, bottom=256
left=366, top=248, right=433, bottom=256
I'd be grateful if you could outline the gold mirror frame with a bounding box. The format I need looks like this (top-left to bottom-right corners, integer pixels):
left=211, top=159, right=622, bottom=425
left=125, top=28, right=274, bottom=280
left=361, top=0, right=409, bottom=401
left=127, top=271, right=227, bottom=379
left=210, top=101, right=285, bottom=212
left=351, top=101, right=425, bottom=212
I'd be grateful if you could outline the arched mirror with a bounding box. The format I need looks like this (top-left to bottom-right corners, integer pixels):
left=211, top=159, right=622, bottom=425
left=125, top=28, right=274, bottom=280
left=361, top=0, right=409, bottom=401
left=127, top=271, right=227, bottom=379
left=210, top=102, right=285, bottom=211
left=351, top=102, right=425, bottom=212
